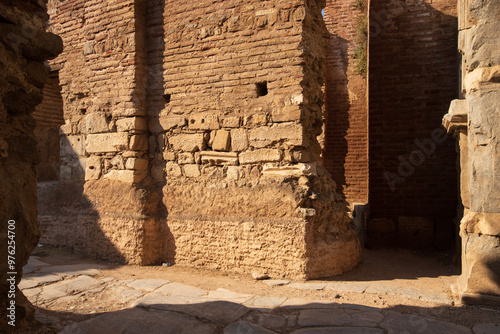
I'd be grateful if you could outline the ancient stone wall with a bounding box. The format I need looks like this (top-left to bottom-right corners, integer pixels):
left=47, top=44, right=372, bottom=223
left=39, top=0, right=163, bottom=265
left=146, top=0, right=360, bottom=279
left=368, top=0, right=459, bottom=249
left=323, top=0, right=369, bottom=206
left=443, top=0, right=500, bottom=304
left=40, top=0, right=361, bottom=279
left=33, top=71, right=64, bottom=181
left=0, top=0, right=62, bottom=331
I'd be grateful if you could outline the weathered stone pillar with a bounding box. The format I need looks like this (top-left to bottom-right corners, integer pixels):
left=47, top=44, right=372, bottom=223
left=443, top=0, right=500, bottom=305
left=0, top=1, right=62, bottom=331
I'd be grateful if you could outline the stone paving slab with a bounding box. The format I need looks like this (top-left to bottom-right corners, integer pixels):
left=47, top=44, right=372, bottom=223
left=206, top=288, right=254, bottom=303
left=379, top=312, right=472, bottom=334
left=133, top=294, right=249, bottom=324
left=37, top=263, right=107, bottom=277
left=126, top=278, right=170, bottom=291
left=155, top=282, right=207, bottom=297
left=326, top=282, right=370, bottom=294
left=280, top=298, right=341, bottom=309
left=23, top=287, right=42, bottom=298
left=473, top=323, right=500, bottom=334
left=224, top=320, right=277, bottom=334
left=27, top=257, right=50, bottom=267
left=21, top=273, right=63, bottom=287
left=38, top=275, right=102, bottom=301
left=298, top=308, right=382, bottom=328
left=243, top=311, right=288, bottom=329
left=22, top=265, right=37, bottom=274
left=289, top=282, right=327, bottom=290
left=60, top=308, right=217, bottom=334
left=247, top=296, right=287, bottom=308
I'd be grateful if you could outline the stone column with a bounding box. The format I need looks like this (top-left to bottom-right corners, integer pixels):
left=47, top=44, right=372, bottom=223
left=444, top=0, right=500, bottom=305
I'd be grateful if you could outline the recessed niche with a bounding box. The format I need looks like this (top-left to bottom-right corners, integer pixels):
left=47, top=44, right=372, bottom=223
left=163, top=94, right=171, bottom=103
left=256, top=82, right=268, bottom=97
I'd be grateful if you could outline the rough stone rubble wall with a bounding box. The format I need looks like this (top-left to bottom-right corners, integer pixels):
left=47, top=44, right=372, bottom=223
left=40, top=0, right=361, bottom=279
left=0, top=0, right=62, bottom=331
left=444, top=0, right=500, bottom=304
left=323, top=0, right=369, bottom=206
left=368, top=0, right=459, bottom=249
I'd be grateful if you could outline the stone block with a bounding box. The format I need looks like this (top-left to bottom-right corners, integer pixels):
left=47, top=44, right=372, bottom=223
left=169, top=133, right=205, bottom=152
left=443, top=99, right=468, bottom=134
left=163, top=151, right=176, bottom=161
left=262, top=163, right=317, bottom=177
left=459, top=0, right=500, bottom=30
left=244, top=114, right=268, bottom=127
left=188, top=114, right=219, bottom=130
left=166, top=162, right=182, bottom=177
left=212, top=130, right=231, bottom=151
left=464, top=66, right=500, bottom=93
left=129, top=135, right=148, bottom=151
left=183, top=164, right=201, bottom=177
left=239, top=149, right=282, bottom=164
left=61, top=135, right=86, bottom=157
left=110, top=155, right=124, bottom=169
left=222, top=116, right=241, bottom=128
left=468, top=89, right=500, bottom=213
left=200, top=151, right=239, bottom=166
left=60, top=123, right=72, bottom=135
left=103, top=170, right=147, bottom=183
left=86, top=133, right=129, bottom=153
left=459, top=23, right=500, bottom=72
left=231, top=129, right=249, bottom=152
left=148, top=116, right=187, bottom=133
left=178, top=153, right=195, bottom=164
left=116, top=117, right=147, bottom=132
left=227, top=166, right=241, bottom=180
left=249, top=123, right=304, bottom=148
left=83, top=41, right=94, bottom=55
left=85, top=113, right=109, bottom=134
left=85, top=156, right=102, bottom=180
left=125, top=158, right=148, bottom=170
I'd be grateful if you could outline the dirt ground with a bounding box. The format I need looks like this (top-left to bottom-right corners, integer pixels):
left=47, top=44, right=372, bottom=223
left=31, top=245, right=500, bottom=329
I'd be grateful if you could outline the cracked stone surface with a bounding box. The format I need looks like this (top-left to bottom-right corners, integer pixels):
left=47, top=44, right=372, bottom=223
left=21, top=254, right=499, bottom=334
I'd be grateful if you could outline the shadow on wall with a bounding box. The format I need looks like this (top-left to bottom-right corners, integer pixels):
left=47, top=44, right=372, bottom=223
left=323, top=33, right=350, bottom=203
left=368, top=0, right=459, bottom=251
left=145, top=0, right=176, bottom=264
left=37, top=0, right=177, bottom=267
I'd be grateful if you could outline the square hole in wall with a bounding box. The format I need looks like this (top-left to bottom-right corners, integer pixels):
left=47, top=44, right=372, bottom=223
left=255, top=82, right=268, bottom=97
left=163, top=94, right=171, bottom=104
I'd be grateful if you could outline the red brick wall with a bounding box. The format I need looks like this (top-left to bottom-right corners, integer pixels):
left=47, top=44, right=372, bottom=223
left=33, top=72, right=64, bottom=181
left=323, top=0, right=369, bottom=206
left=368, top=0, right=459, bottom=249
